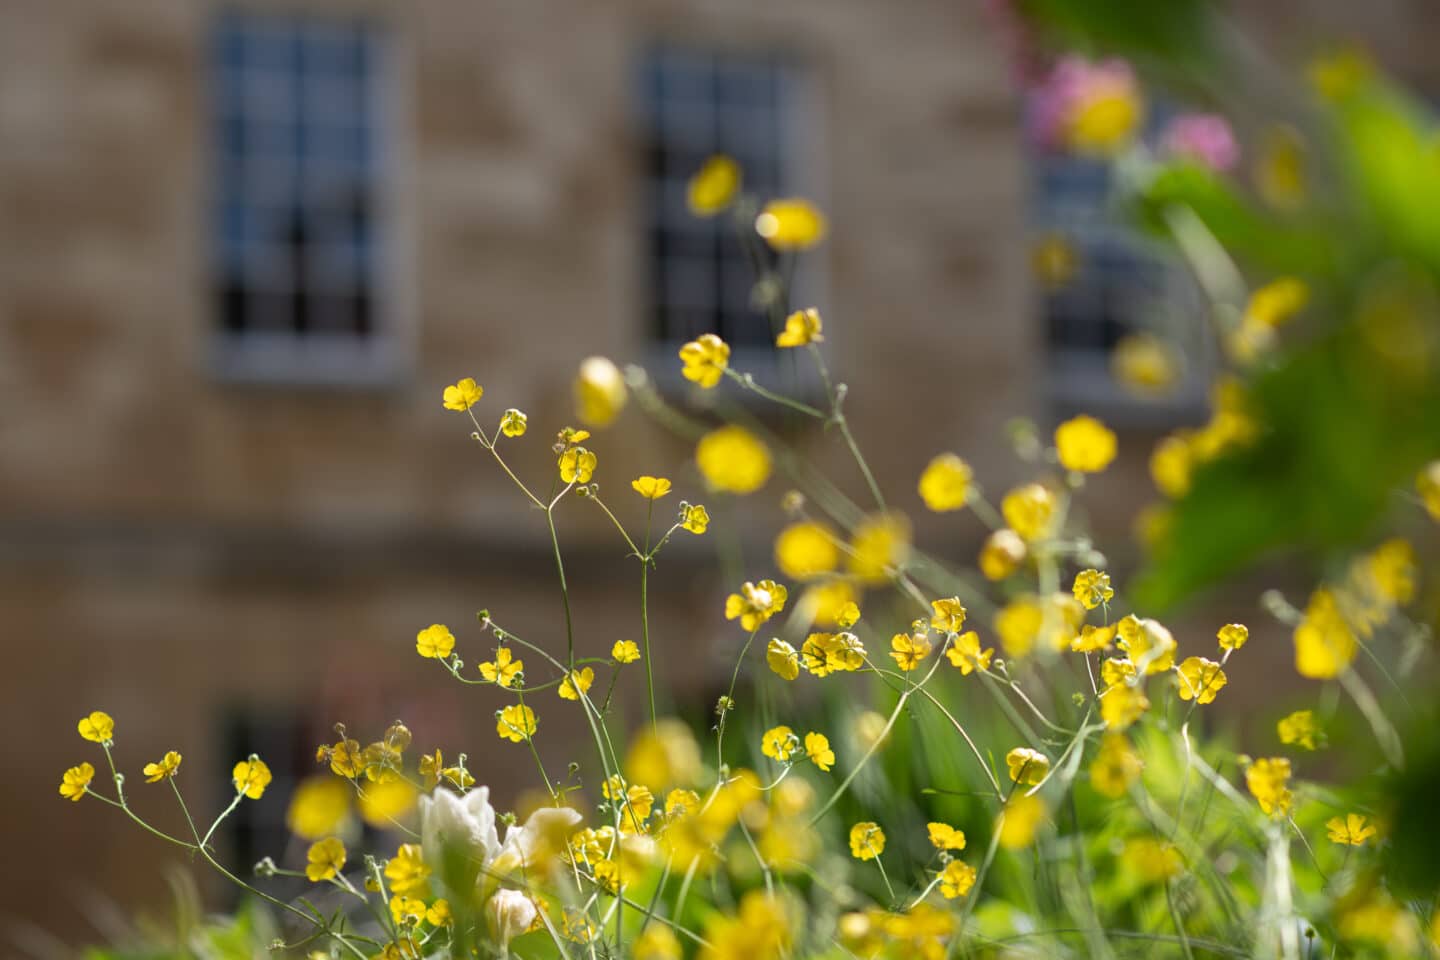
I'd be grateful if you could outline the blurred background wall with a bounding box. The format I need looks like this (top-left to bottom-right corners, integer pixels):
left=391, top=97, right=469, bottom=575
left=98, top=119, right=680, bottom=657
left=0, top=0, right=1433, bottom=949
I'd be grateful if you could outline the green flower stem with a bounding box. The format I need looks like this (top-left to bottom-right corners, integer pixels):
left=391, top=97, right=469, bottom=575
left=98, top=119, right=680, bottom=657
left=641, top=498, right=658, bottom=733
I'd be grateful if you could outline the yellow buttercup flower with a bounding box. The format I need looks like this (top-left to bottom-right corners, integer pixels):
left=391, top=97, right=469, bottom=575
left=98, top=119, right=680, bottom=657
left=927, top=822, right=966, bottom=851
left=1122, top=837, right=1183, bottom=883
left=918, top=453, right=973, bottom=512
left=442, top=377, right=483, bottom=412
left=1176, top=656, right=1227, bottom=704
left=761, top=725, right=799, bottom=763
left=286, top=775, right=350, bottom=838
left=846, top=512, right=911, bottom=584
left=1100, top=657, right=1137, bottom=690
left=1001, top=484, right=1056, bottom=542
left=426, top=900, right=453, bottom=927
left=724, top=579, right=788, bottom=632
left=78, top=711, right=115, bottom=744
left=559, top=667, right=595, bottom=701
left=1055, top=415, right=1117, bottom=473
left=681, top=503, right=710, bottom=534
left=696, top=426, right=771, bottom=494
left=1117, top=615, right=1177, bottom=674
left=800, top=632, right=866, bottom=677
left=632, top=476, right=673, bottom=500
left=687, top=155, right=740, bottom=216
left=1278, top=709, right=1323, bottom=751
left=1006, top=747, right=1050, bottom=786
left=324, top=738, right=363, bottom=779
left=945, top=630, right=993, bottom=675
left=612, top=640, right=640, bottom=664
left=1416, top=461, right=1440, bottom=520
left=834, top=600, right=861, bottom=629
left=979, top=528, right=1027, bottom=580
left=574, top=356, right=628, bottom=427
left=497, top=704, right=537, bottom=743
left=930, top=597, right=967, bottom=633
left=1100, top=684, right=1149, bottom=731
left=233, top=757, right=273, bottom=800
left=1071, top=624, right=1116, bottom=653
left=559, top=446, right=598, bottom=484
left=766, top=638, right=800, bottom=680
left=938, top=860, right=977, bottom=899
left=1089, top=733, right=1142, bottom=799
left=559, top=426, right=591, bottom=445
left=634, top=924, right=682, bottom=960
left=384, top=843, right=431, bottom=895
left=479, top=647, right=523, bottom=687
left=415, top=624, right=455, bottom=660
left=1256, top=124, right=1307, bottom=211
left=1217, top=623, right=1249, bottom=651
left=756, top=198, right=828, bottom=251
left=889, top=631, right=932, bottom=672
left=1150, top=434, right=1194, bottom=499
left=143, top=751, right=182, bottom=783
left=1308, top=47, right=1372, bottom=100
left=776, top=308, right=823, bottom=348
left=1294, top=588, right=1357, bottom=679
left=1112, top=333, right=1180, bottom=396
left=804, top=732, right=834, bottom=772
left=499, top=408, right=527, bottom=438
left=997, top=793, right=1045, bottom=850
left=1245, top=757, right=1293, bottom=817
left=305, top=837, right=347, bottom=882
left=1326, top=813, right=1378, bottom=846
left=848, top=821, right=885, bottom=860
left=358, top=778, right=417, bottom=828
left=679, top=334, right=731, bottom=389
left=1245, top=277, right=1309, bottom=329
left=390, top=895, right=427, bottom=926
left=1072, top=569, right=1113, bottom=610
left=774, top=521, right=840, bottom=580
left=59, top=762, right=95, bottom=802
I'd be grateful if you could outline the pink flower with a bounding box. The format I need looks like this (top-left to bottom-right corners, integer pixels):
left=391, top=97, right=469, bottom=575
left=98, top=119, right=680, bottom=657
left=1027, top=57, right=1142, bottom=154
left=1161, top=113, right=1239, bottom=172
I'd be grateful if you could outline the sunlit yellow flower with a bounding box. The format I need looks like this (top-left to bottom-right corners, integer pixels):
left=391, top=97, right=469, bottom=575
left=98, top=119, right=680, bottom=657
left=1112, top=333, right=1179, bottom=396
left=415, top=624, right=455, bottom=660
left=286, top=775, right=351, bottom=839
left=1064, top=65, right=1143, bottom=155
left=325, top=738, right=363, bottom=779
left=1150, top=434, right=1194, bottom=499
left=945, top=630, right=994, bottom=675
left=1176, top=656, right=1227, bottom=704
left=358, top=777, right=418, bottom=827
left=774, top=521, right=839, bottom=580
left=889, top=631, right=933, bottom=672
left=665, top=788, right=701, bottom=819
left=761, top=726, right=799, bottom=763
left=1217, top=623, right=1249, bottom=651
left=305, top=837, right=346, bottom=882
left=612, top=640, right=640, bottom=664
left=776, top=308, right=823, bottom=348
left=497, top=704, right=537, bottom=743
left=1031, top=231, right=1079, bottom=289
left=687, top=155, right=741, bottom=216
left=1416, top=462, right=1440, bottom=521
left=849, top=821, right=885, bottom=860
left=233, top=758, right=272, bottom=799
left=634, top=923, right=683, bottom=960
left=800, top=631, right=866, bottom=677
left=559, top=446, right=598, bottom=484
left=696, top=891, right=790, bottom=960
left=1245, top=757, right=1293, bottom=817
left=1072, top=569, right=1113, bottom=610
left=679, top=334, right=731, bottom=389
left=938, top=859, right=977, bottom=899
left=835, top=600, right=861, bottom=629
left=383, top=846, right=426, bottom=898
left=927, top=822, right=966, bottom=851
left=1055, top=415, right=1117, bottom=474
left=696, top=425, right=771, bottom=494
left=1001, top=484, right=1056, bottom=542
left=804, top=732, right=834, bottom=772
left=479, top=647, right=524, bottom=688
left=847, top=512, right=911, bottom=584
left=574, top=356, right=627, bottom=427
left=1308, top=47, right=1372, bottom=100
left=1071, top=624, right=1116, bottom=653
left=559, top=667, right=595, bottom=701
left=681, top=503, right=711, bottom=534
left=997, top=793, right=1045, bottom=849
left=390, top=894, right=427, bottom=926
left=929, top=597, right=967, bottom=633
left=1117, top=615, right=1177, bottom=674
left=1122, top=837, right=1183, bottom=883
left=427, top=900, right=452, bottom=927
left=60, top=762, right=94, bottom=802
left=140, top=751, right=182, bottom=784
left=442, top=378, right=483, bottom=412
left=623, top=784, right=656, bottom=829
left=562, top=909, right=597, bottom=944
left=917, top=454, right=973, bottom=512
left=498, top=408, right=527, bottom=438
left=632, top=476, right=672, bottom=500
left=1326, top=812, right=1378, bottom=846
left=1100, top=657, right=1137, bottom=690
left=78, top=711, right=114, bottom=744
left=1089, top=733, right=1143, bottom=799
left=1006, top=747, right=1050, bottom=786
left=1256, top=125, right=1307, bottom=211
left=995, top=596, right=1043, bottom=659
left=1246, top=277, right=1309, bottom=329
left=725, top=579, right=788, bottom=632
left=1100, top=684, right=1149, bottom=731
left=1294, top=588, right=1357, bottom=679
left=766, top=638, right=800, bottom=681
left=559, top=427, right=591, bottom=445
left=755, top=198, right=828, bottom=250
left=1278, top=709, right=1323, bottom=751
left=979, top=528, right=1027, bottom=580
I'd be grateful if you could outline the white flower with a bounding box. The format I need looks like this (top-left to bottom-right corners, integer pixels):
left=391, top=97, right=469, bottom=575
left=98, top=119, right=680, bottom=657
left=492, top=805, right=583, bottom=878
left=486, top=888, right=537, bottom=948
left=420, top=786, right=501, bottom=893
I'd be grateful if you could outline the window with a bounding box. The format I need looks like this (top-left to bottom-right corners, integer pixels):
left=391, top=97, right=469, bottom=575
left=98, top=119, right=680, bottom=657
left=1031, top=141, right=1209, bottom=416
left=209, top=12, right=397, bottom=384
left=637, top=48, right=814, bottom=358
